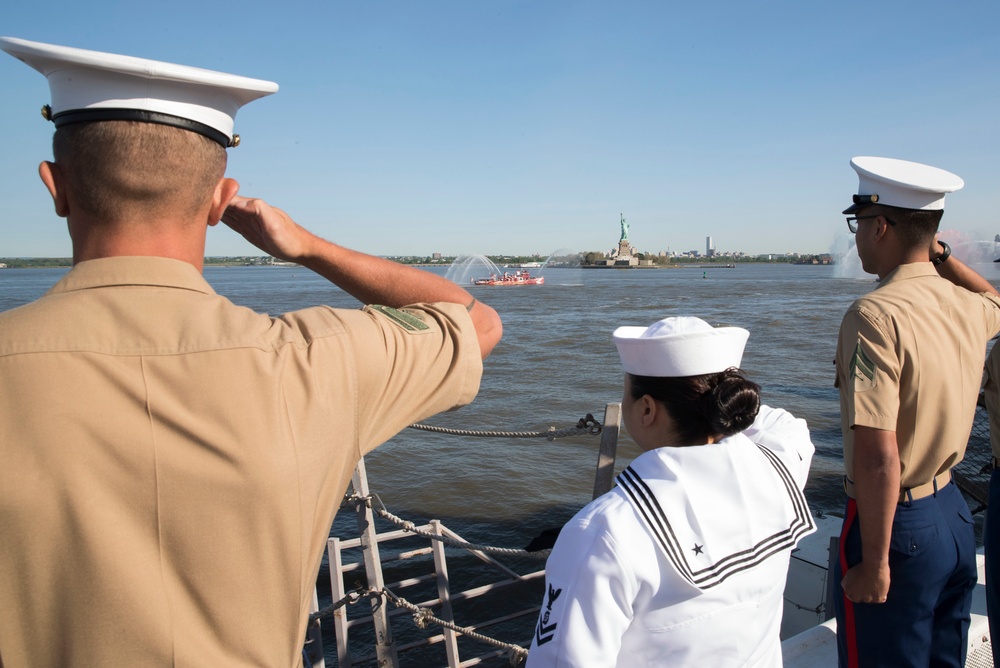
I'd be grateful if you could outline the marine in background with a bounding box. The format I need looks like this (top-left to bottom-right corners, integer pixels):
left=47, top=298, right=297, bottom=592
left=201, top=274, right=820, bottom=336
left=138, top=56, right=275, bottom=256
left=833, top=156, right=1000, bottom=667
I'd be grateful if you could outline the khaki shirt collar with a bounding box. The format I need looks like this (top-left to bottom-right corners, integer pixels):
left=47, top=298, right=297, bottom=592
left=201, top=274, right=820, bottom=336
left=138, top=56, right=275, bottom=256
left=46, top=256, right=216, bottom=296
left=877, top=261, right=937, bottom=287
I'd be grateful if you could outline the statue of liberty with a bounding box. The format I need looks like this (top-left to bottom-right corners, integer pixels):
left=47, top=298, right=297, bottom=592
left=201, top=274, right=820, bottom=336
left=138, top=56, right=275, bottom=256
left=620, top=214, right=629, bottom=242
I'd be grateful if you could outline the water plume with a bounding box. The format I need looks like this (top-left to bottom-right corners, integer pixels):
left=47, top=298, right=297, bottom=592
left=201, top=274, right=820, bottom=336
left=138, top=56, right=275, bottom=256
left=831, top=230, right=999, bottom=279
left=445, top=254, right=503, bottom=285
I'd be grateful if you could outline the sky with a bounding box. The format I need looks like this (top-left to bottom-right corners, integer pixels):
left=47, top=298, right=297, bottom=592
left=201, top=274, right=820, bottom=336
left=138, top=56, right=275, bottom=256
left=1, top=0, right=998, bottom=259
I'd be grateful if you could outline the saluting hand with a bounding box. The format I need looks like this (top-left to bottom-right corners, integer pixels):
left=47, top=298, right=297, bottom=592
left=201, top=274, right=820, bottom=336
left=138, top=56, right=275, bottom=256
left=841, top=559, right=890, bottom=604
left=221, top=196, right=318, bottom=263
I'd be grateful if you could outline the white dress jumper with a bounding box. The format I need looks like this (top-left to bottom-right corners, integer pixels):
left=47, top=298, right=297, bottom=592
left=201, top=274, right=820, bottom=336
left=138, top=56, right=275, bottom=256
left=526, top=406, right=816, bottom=668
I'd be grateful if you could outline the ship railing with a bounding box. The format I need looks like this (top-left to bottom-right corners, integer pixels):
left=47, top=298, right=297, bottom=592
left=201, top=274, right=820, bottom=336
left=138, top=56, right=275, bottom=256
left=307, top=402, right=622, bottom=668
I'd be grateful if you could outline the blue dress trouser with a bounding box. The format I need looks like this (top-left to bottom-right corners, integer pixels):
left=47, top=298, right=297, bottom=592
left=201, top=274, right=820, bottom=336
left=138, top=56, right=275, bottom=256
left=833, top=481, right=976, bottom=668
left=984, top=468, right=1000, bottom=668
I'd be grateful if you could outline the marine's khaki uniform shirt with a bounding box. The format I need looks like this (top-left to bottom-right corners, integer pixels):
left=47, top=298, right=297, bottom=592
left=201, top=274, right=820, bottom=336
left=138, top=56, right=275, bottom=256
left=0, top=257, right=483, bottom=667
left=836, top=262, right=1000, bottom=492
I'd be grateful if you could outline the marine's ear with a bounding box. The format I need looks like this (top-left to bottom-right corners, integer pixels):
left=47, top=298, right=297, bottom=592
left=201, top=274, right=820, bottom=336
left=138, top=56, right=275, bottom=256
left=874, top=215, right=892, bottom=241
left=207, top=177, right=240, bottom=227
left=39, top=161, right=69, bottom=218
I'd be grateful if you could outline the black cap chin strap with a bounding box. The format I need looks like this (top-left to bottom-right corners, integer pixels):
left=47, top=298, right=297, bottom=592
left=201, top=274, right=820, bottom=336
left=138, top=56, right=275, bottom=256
left=45, top=105, right=236, bottom=148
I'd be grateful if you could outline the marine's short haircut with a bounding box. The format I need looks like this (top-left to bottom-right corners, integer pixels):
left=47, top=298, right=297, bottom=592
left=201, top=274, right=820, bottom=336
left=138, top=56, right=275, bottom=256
left=52, top=121, right=227, bottom=223
left=870, top=204, right=943, bottom=250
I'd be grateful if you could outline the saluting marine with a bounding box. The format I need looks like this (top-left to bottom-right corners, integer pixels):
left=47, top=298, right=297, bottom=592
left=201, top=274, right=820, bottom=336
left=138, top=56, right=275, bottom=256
left=834, top=156, right=1000, bottom=667
left=527, top=316, right=815, bottom=667
left=0, top=37, right=501, bottom=667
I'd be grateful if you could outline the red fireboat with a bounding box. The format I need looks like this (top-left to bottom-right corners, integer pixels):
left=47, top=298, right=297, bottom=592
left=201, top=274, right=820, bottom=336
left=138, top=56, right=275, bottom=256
left=472, top=270, right=545, bottom=286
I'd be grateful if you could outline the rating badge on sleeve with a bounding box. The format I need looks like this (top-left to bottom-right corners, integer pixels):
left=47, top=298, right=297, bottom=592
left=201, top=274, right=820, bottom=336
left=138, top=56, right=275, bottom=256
left=534, top=584, right=562, bottom=646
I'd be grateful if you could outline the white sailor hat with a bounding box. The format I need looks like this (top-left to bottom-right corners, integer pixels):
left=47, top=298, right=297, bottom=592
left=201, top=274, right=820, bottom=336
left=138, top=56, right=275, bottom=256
left=613, top=317, right=749, bottom=378
left=842, top=156, right=964, bottom=214
left=0, top=36, right=278, bottom=148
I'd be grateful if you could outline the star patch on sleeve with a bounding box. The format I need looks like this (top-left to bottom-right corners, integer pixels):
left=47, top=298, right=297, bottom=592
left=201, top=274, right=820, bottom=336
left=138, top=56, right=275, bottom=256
left=850, top=340, right=877, bottom=392
left=366, top=304, right=430, bottom=332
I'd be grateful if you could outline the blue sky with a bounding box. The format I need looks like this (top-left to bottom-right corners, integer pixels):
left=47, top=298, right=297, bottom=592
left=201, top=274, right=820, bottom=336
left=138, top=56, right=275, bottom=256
left=1, top=0, right=998, bottom=259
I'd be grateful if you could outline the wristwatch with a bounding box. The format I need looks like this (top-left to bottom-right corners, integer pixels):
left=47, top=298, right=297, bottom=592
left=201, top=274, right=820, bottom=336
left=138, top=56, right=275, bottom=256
left=932, top=240, right=951, bottom=267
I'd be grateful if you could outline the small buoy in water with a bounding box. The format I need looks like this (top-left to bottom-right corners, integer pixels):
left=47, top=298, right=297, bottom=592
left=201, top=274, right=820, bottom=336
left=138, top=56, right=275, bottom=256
left=702, top=271, right=707, bottom=279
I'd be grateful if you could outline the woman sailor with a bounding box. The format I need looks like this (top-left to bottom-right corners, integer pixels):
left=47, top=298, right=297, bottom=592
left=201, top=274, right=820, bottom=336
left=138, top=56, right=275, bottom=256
left=526, top=317, right=815, bottom=667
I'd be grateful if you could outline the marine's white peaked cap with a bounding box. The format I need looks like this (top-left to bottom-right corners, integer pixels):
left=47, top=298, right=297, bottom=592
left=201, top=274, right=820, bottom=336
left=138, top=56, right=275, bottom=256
left=613, top=317, right=749, bottom=378
left=843, top=156, right=964, bottom=214
left=0, top=36, right=278, bottom=148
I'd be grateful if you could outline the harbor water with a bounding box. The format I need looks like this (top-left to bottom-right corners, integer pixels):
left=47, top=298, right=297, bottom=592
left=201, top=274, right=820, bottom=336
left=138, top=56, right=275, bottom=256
left=4, top=260, right=998, bottom=664
left=0, top=262, right=865, bottom=521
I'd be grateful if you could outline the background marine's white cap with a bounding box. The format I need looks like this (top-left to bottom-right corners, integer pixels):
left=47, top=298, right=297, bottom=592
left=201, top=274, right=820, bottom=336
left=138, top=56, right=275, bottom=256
left=0, top=36, right=278, bottom=148
left=842, top=156, right=964, bottom=214
left=613, top=317, right=749, bottom=378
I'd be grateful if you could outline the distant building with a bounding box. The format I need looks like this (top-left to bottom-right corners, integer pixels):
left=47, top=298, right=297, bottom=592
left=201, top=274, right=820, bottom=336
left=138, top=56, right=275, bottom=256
left=706, top=236, right=715, bottom=257
left=432, top=252, right=442, bottom=260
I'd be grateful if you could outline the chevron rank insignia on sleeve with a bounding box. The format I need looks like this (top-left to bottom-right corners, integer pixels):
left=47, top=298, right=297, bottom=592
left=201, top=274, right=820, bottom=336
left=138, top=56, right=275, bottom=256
left=850, top=341, right=877, bottom=392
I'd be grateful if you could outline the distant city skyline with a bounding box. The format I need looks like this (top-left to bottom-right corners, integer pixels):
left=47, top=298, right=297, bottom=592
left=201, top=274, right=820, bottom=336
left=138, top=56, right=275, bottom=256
left=1, top=1, right=997, bottom=258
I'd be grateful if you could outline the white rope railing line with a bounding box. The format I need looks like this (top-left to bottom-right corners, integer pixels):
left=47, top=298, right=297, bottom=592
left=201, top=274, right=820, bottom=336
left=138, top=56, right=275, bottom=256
left=340, top=492, right=551, bottom=559
left=307, top=585, right=530, bottom=666
left=381, top=586, right=529, bottom=666
left=308, top=586, right=373, bottom=625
